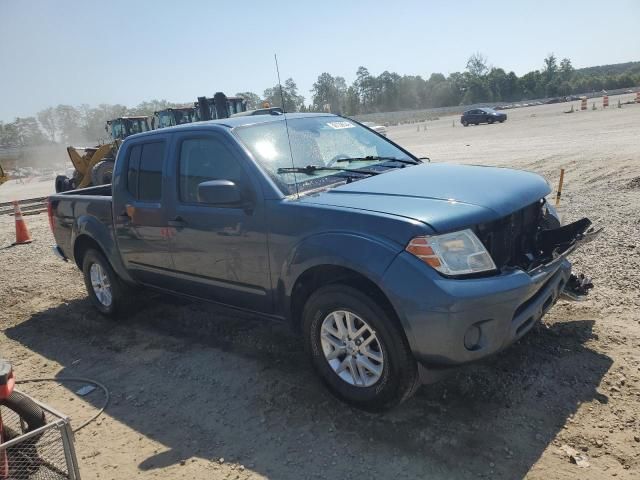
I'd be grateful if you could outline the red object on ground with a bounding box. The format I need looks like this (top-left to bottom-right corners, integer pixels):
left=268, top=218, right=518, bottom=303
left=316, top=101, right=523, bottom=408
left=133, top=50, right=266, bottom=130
left=0, top=361, right=14, bottom=479
left=12, top=201, right=32, bottom=245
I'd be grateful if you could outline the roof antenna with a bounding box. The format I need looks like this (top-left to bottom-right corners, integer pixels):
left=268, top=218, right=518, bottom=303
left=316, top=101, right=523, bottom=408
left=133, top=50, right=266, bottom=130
left=274, top=53, right=299, bottom=197
left=274, top=53, right=286, bottom=113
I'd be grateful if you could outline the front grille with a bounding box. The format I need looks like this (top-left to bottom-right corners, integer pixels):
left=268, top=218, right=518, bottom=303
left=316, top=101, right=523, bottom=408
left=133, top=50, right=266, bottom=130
left=475, top=200, right=544, bottom=270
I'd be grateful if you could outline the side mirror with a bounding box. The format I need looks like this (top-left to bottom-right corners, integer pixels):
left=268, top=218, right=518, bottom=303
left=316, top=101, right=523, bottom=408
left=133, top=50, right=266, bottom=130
left=197, top=180, right=243, bottom=205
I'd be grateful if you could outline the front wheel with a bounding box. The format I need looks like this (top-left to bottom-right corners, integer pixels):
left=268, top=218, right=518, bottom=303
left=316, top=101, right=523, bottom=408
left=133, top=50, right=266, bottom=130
left=91, top=159, right=114, bottom=186
left=462, top=120, right=469, bottom=127
left=82, top=249, right=132, bottom=317
left=302, top=285, right=419, bottom=411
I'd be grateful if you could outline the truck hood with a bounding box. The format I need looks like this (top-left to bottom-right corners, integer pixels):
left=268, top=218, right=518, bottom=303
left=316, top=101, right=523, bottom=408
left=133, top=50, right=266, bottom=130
left=299, top=163, right=550, bottom=232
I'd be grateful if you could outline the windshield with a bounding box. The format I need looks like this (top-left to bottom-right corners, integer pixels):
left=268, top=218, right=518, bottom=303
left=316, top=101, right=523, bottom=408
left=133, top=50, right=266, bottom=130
left=127, top=119, right=149, bottom=135
left=234, top=116, right=413, bottom=195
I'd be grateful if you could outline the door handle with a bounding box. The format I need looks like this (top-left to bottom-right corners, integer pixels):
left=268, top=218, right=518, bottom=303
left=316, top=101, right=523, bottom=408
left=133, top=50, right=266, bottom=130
left=168, top=217, right=187, bottom=228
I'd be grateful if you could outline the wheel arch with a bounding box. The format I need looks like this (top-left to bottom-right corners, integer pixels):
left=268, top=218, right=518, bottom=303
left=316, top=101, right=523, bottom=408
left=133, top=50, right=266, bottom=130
left=289, top=264, right=402, bottom=335
left=73, top=234, right=103, bottom=270
left=71, top=218, right=135, bottom=285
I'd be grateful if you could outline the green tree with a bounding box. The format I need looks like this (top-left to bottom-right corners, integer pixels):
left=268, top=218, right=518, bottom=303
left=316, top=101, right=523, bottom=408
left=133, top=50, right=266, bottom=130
left=543, top=53, right=558, bottom=79
left=129, top=99, right=178, bottom=116
left=37, top=107, right=57, bottom=142
left=311, top=73, right=347, bottom=113
left=559, top=58, right=574, bottom=80
left=466, top=52, right=489, bottom=77
left=263, top=78, right=304, bottom=112
left=235, top=92, right=261, bottom=110
left=54, top=105, right=81, bottom=144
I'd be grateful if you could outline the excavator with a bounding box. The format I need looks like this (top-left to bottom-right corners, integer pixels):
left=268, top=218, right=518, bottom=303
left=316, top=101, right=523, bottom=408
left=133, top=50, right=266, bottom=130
left=151, top=93, right=248, bottom=130
left=194, top=93, right=248, bottom=120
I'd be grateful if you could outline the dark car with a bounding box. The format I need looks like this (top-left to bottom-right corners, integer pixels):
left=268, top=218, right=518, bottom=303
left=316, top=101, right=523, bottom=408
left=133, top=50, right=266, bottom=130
left=48, top=113, right=597, bottom=411
left=460, top=107, right=507, bottom=126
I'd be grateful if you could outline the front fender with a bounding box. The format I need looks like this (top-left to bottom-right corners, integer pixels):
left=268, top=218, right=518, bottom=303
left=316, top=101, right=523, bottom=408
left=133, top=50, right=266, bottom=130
left=72, top=215, right=135, bottom=284
left=280, top=231, right=402, bottom=310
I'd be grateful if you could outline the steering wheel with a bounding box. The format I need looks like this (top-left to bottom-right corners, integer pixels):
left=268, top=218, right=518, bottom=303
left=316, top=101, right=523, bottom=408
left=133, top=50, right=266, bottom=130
left=326, top=154, right=350, bottom=167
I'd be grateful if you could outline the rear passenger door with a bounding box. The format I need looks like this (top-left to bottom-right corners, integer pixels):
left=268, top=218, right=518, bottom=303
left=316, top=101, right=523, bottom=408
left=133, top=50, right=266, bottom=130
left=113, top=137, right=174, bottom=286
left=166, top=131, right=271, bottom=313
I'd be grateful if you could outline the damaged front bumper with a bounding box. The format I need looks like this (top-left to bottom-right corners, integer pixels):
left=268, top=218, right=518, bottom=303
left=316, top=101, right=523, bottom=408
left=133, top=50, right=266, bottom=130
left=381, top=217, right=603, bottom=373
left=529, top=217, right=603, bottom=300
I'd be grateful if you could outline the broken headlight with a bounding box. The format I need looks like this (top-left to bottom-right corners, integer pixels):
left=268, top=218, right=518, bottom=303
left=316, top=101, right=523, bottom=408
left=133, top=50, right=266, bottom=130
left=406, top=229, right=497, bottom=276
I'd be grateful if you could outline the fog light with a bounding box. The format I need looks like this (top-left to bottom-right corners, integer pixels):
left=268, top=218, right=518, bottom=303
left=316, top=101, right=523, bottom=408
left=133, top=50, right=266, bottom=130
left=464, top=324, right=482, bottom=350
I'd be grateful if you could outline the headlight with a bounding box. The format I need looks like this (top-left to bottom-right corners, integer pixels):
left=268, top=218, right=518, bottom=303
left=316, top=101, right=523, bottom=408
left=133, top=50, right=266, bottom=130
left=405, top=229, right=497, bottom=276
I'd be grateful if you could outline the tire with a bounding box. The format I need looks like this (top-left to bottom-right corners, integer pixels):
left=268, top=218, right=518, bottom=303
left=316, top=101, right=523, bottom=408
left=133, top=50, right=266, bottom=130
left=55, top=175, right=73, bottom=193
left=302, top=285, right=419, bottom=411
left=90, top=159, right=115, bottom=186
left=488, top=117, right=494, bottom=124
left=82, top=248, right=131, bottom=317
left=462, top=120, right=469, bottom=127
left=499, top=119, right=505, bottom=123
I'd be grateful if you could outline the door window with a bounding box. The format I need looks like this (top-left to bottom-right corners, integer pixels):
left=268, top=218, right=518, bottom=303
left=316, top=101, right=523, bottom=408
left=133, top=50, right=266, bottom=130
left=126, top=144, right=142, bottom=197
left=178, top=138, right=246, bottom=204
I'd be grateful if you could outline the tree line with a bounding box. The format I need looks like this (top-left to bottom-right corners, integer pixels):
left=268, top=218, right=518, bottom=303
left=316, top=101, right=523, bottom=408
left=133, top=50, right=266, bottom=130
left=1, top=54, right=638, bottom=147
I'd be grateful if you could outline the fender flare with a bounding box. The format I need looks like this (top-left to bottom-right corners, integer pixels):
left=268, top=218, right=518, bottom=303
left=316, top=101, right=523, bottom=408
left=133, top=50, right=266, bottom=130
left=72, top=215, right=135, bottom=284
left=279, top=232, right=402, bottom=315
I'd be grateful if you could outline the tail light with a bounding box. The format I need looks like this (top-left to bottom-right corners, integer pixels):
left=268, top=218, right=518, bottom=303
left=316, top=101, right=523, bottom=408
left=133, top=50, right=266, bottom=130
left=47, top=197, right=55, bottom=232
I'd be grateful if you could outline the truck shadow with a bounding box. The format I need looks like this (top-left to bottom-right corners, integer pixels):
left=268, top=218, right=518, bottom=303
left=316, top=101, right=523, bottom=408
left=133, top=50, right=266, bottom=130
left=5, top=294, right=611, bottom=479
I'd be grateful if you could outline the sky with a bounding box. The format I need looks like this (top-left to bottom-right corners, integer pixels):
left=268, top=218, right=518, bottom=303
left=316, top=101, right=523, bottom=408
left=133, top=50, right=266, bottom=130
left=1, top=0, right=639, bottom=122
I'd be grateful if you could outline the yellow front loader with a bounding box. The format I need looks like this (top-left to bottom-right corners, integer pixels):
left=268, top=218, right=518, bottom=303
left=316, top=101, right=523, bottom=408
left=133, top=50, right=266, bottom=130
left=59, top=143, right=116, bottom=191
left=55, top=116, right=149, bottom=192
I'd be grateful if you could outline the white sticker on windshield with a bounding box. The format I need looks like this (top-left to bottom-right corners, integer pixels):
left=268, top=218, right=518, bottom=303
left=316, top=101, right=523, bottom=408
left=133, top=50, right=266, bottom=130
left=326, top=121, right=354, bottom=129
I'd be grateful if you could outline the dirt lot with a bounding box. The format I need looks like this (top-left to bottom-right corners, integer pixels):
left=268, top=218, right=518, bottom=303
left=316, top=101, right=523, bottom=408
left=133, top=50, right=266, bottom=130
left=1, top=95, right=639, bottom=479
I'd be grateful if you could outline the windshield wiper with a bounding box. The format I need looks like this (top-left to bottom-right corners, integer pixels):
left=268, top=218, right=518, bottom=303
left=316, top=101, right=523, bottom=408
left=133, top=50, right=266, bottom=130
left=335, top=156, right=420, bottom=165
left=277, top=165, right=380, bottom=176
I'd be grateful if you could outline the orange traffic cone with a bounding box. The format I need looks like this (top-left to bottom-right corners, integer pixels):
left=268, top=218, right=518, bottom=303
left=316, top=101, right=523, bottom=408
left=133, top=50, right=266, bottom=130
left=12, top=200, right=33, bottom=245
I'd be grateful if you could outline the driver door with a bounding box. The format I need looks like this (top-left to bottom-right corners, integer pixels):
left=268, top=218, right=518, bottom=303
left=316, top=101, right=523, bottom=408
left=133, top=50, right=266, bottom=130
left=166, top=132, right=272, bottom=313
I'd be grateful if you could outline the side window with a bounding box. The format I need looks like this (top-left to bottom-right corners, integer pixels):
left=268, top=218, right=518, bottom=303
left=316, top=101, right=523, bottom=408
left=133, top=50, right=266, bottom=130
left=126, top=144, right=142, bottom=198
left=179, top=137, right=246, bottom=204
left=138, top=142, right=165, bottom=201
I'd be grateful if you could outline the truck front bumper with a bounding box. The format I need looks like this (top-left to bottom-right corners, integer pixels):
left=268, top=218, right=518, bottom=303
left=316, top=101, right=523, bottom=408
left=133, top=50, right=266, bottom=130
left=381, top=252, right=574, bottom=368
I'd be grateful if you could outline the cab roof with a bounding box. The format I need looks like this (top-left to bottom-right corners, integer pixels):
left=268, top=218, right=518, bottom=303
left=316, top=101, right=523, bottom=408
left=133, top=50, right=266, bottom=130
left=127, top=112, right=337, bottom=140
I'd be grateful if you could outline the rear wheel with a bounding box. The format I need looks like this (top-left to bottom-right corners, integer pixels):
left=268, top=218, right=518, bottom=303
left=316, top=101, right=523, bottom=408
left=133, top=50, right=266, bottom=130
left=302, top=285, right=419, bottom=411
left=54, top=175, right=74, bottom=193
left=82, top=249, right=132, bottom=317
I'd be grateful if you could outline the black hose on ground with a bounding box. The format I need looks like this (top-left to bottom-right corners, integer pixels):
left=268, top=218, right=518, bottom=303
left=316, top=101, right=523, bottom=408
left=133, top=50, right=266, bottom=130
left=15, top=377, right=110, bottom=433
left=1, top=390, right=47, bottom=442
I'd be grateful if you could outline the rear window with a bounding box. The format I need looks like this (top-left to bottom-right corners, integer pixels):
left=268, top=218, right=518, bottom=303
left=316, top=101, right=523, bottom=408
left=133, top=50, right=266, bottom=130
left=126, top=141, right=165, bottom=201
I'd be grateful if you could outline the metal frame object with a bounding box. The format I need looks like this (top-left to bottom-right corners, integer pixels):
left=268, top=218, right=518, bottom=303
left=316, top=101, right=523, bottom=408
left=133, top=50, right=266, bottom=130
left=0, top=390, right=81, bottom=479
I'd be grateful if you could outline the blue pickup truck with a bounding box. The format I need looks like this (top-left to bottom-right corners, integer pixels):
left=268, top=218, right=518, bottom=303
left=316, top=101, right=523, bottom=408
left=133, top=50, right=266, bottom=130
left=48, top=113, right=598, bottom=410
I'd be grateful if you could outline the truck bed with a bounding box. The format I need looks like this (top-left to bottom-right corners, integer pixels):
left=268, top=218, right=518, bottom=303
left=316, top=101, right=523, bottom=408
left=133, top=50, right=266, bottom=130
left=49, top=184, right=114, bottom=263
left=57, top=184, right=112, bottom=197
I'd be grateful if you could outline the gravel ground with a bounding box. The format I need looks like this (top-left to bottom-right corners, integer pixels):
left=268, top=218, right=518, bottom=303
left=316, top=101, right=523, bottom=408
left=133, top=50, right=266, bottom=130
left=1, top=96, right=639, bottom=479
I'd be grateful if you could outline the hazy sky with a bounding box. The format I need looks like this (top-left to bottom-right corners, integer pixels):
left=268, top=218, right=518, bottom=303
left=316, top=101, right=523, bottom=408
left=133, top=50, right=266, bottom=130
left=1, top=0, right=638, bottom=122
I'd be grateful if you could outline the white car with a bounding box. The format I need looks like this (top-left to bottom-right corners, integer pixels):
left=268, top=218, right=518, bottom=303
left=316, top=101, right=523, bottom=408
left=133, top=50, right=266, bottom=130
left=362, top=121, right=387, bottom=136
